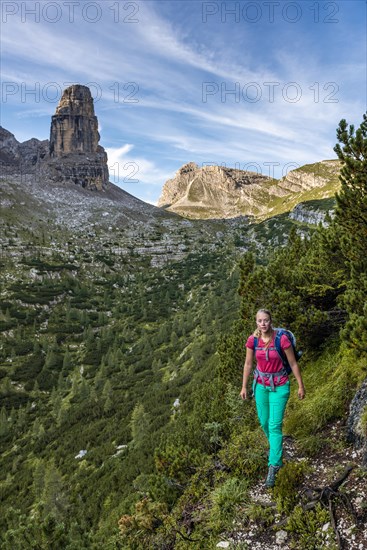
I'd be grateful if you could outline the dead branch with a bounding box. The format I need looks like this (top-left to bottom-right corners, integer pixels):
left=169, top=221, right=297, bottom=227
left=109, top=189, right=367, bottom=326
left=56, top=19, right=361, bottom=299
left=330, top=466, right=354, bottom=491
left=328, top=499, right=342, bottom=550
left=173, top=529, right=202, bottom=543
left=301, top=465, right=355, bottom=550
left=252, top=499, right=277, bottom=508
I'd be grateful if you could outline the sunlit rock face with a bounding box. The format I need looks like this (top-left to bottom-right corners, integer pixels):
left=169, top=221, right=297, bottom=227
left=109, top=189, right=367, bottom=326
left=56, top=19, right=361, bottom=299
left=158, top=160, right=341, bottom=220
left=158, top=162, right=273, bottom=219
left=50, top=85, right=100, bottom=157
left=48, top=85, right=109, bottom=191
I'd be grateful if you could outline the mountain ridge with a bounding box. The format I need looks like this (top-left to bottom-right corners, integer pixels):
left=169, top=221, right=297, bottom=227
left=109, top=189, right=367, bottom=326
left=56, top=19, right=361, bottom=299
left=158, top=159, right=341, bottom=220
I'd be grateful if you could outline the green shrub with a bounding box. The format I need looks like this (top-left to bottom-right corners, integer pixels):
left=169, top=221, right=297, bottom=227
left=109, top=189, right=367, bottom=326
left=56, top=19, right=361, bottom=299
left=296, top=435, right=325, bottom=457
left=285, top=348, right=365, bottom=451
left=243, top=502, right=275, bottom=531
left=218, top=427, right=267, bottom=480
left=208, top=476, right=249, bottom=530
left=273, top=461, right=308, bottom=514
left=286, top=503, right=335, bottom=550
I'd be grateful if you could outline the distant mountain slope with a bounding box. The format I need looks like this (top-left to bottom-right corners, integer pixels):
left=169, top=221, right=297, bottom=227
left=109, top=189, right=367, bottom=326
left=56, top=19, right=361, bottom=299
left=158, top=162, right=273, bottom=219
left=0, top=172, right=172, bottom=230
left=158, top=160, right=341, bottom=220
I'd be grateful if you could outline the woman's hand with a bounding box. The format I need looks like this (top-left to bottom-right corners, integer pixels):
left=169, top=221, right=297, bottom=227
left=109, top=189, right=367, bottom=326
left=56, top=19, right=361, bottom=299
left=284, top=348, right=305, bottom=400
left=298, top=384, right=305, bottom=400
left=240, top=387, right=248, bottom=400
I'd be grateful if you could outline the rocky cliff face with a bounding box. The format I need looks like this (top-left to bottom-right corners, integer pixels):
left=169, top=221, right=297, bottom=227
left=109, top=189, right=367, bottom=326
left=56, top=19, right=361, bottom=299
left=158, top=162, right=274, bottom=219
left=346, top=377, right=367, bottom=467
left=0, top=85, right=109, bottom=191
left=269, top=160, right=341, bottom=196
left=0, top=127, right=20, bottom=169
left=46, top=85, right=109, bottom=190
left=289, top=202, right=334, bottom=226
left=158, top=160, right=341, bottom=220
left=49, top=85, right=100, bottom=157
left=0, top=127, right=49, bottom=174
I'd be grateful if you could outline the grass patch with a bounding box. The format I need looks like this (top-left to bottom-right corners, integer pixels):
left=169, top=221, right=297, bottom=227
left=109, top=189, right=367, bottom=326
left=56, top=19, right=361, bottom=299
left=285, top=346, right=365, bottom=455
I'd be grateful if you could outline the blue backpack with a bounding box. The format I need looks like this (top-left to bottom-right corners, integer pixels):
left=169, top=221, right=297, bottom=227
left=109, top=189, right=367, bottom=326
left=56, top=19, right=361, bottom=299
left=254, top=328, right=302, bottom=375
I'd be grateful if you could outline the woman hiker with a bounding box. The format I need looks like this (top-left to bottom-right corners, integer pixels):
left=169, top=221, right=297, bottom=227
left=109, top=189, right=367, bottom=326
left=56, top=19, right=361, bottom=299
left=240, top=309, right=305, bottom=487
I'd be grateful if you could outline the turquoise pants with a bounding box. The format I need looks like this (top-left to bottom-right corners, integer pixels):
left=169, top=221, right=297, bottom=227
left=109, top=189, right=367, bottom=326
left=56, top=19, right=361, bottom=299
left=253, top=381, right=290, bottom=467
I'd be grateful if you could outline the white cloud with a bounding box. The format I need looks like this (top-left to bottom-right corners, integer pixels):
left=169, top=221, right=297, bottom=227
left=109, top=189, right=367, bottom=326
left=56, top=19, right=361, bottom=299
left=106, top=145, right=172, bottom=189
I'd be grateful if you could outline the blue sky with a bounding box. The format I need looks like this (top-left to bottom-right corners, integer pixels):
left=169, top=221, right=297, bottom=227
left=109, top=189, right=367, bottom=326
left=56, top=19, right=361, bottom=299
left=1, top=0, right=366, bottom=204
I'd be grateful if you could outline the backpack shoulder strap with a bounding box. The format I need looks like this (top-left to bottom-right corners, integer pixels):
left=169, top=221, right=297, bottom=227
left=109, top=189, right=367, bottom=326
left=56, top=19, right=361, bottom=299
left=253, top=336, right=258, bottom=351
left=274, top=329, right=286, bottom=361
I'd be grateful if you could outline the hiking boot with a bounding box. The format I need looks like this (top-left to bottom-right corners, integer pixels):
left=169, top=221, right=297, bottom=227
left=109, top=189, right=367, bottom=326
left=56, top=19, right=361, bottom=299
left=265, top=465, right=281, bottom=488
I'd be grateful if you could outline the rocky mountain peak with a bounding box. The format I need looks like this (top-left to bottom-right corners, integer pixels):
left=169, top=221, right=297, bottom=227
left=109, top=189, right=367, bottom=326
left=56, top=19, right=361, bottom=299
left=0, top=126, right=49, bottom=173
left=158, top=162, right=275, bottom=219
left=45, top=84, right=109, bottom=191
left=50, top=84, right=100, bottom=157
left=158, top=160, right=341, bottom=220
left=0, top=127, right=20, bottom=167
left=178, top=162, right=199, bottom=174
left=55, top=84, right=95, bottom=117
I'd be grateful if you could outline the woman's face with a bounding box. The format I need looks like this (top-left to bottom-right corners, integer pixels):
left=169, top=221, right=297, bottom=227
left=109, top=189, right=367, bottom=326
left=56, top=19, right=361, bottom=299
left=256, top=313, right=272, bottom=333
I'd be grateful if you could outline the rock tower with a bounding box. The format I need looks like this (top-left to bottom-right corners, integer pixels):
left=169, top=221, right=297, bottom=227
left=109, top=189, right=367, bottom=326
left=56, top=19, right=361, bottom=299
left=47, top=84, right=109, bottom=190
left=50, top=85, right=100, bottom=156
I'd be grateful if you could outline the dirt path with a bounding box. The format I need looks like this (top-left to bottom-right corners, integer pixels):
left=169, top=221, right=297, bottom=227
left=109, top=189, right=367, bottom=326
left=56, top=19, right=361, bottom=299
left=219, top=421, right=367, bottom=549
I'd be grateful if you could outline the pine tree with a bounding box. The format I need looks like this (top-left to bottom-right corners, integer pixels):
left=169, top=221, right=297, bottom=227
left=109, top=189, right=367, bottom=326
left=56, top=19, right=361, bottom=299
left=33, top=339, right=41, bottom=354
left=41, top=460, right=68, bottom=519
left=0, top=406, right=9, bottom=437
left=333, top=113, right=367, bottom=351
left=102, top=379, right=112, bottom=402
left=62, top=350, right=72, bottom=372
left=130, top=403, right=150, bottom=447
left=57, top=371, right=66, bottom=391
left=334, top=113, right=367, bottom=243
left=50, top=388, right=62, bottom=420
left=79, top=378, right=90, bottom=401
left=1, top=377, right=12, bottom=396
left=31, top=417, right=43, bottom=440
left=33, top=380, right=40, bottom=394
left=45, top=347, right=59, bottom=370
left=17, top=406, right=26, bottom=432
left=33, top=459, right=46, bottom=499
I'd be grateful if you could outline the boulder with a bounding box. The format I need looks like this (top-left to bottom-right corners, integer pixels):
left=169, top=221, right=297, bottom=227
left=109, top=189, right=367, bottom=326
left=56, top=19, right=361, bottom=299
left=346, top=376, right=367, bottom=467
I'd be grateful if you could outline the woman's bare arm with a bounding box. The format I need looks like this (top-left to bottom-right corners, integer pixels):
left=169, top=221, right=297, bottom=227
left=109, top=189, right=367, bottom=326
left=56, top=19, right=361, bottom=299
left=240, top=347, right=254, bottom=400
left=284, top=346, right=305, bottom=399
